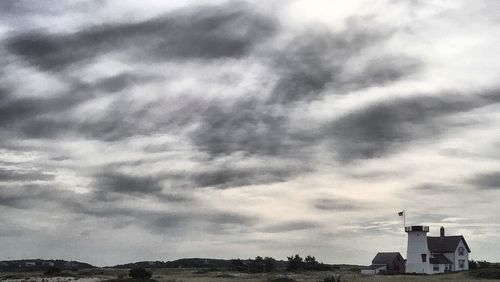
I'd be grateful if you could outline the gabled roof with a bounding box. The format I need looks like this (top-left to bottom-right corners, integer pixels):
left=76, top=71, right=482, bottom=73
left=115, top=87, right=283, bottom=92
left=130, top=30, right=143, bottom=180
left=430, top=254, right=453, bottom=265
left=427, top=236, right=471, bottom=253
left=372, top=252, right=403, bottom=265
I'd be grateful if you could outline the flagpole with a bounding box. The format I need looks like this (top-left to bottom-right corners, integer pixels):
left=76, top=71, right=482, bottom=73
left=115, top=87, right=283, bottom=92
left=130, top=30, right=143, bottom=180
left=404, top=209, right=406, bottom=228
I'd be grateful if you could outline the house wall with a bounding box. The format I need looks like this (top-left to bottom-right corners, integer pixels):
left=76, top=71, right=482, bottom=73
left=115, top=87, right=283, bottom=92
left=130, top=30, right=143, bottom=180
left=431, top=263, right=449, bottom=273
left=438, top=240, right=469, bottom=272
left=442, top=253, right=455, bottom=271
left=454, top=240, right=469, bottom=271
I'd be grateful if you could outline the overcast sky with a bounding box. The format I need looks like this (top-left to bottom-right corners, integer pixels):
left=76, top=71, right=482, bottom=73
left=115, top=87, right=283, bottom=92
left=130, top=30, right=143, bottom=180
left=2, top=0, right=500, bottom=266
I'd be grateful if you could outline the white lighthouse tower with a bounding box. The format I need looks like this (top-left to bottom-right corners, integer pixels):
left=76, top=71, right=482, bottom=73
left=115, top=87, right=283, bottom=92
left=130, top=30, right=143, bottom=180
left=405, top=225, right=431, bottom=274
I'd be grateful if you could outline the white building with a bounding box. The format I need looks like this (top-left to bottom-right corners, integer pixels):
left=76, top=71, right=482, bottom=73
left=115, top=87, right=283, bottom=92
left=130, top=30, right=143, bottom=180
left=361, top=264, right=386, bottom=275
left=405, top=225, right=470, bottom=274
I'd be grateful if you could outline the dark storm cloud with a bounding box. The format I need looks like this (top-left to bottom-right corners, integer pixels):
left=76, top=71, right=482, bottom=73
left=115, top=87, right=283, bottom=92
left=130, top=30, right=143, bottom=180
left=6, top=2, right=276, bottom=71
left=261, top=220, right=320, bottom=233
left=328, top=91, right=500, bottom=160
left=469, top=172, right=500, bottom=190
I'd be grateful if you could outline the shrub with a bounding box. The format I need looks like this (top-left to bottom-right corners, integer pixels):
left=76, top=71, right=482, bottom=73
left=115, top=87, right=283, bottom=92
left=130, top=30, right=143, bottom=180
left=264, top=257, right=276, bottom=272
left=129, top=268, right=152, bottom=280
left=320, top=275, right=346, bottom=282
left=286, top=254, right=303, bottom=272
left=43, top=267, right=62, bottom=276
left=268, top=278, right=296, bottom=282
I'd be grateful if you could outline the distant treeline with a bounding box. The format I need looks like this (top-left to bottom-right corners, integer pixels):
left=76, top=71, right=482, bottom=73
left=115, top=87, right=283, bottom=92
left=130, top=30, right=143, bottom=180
left=0, top=259, right=94, bottom=271
left=112, top=255, right=345, bottom=273
left=468, top=260, right=500, bottom=279
left=0, top=256, right=359, bottom=273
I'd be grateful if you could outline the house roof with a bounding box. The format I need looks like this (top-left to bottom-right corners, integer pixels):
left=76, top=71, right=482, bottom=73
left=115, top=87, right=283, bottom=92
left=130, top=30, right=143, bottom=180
left=430, top=254, right=453, bottom=265
left=427, top=236, right=471, bottom=253
left=372, top=252, right=403, bottom=265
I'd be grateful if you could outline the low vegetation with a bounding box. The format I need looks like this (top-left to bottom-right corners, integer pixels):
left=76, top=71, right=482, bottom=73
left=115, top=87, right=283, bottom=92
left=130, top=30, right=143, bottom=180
left=2, top=258, right=500, bottom=282
left=129, top=267, right=153, bottom=280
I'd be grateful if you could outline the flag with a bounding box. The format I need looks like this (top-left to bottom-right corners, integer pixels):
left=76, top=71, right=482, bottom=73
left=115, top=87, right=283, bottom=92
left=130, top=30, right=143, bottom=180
left=398, top=210, right=404, bottom=216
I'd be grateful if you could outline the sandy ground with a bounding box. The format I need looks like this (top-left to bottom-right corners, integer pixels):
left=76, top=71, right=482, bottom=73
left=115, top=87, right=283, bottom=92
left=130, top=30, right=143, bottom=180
left=2, top=269, right=500, bottom=282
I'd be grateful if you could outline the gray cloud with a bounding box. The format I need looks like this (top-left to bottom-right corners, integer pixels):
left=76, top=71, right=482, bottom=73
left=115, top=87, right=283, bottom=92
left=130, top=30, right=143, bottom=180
left=411, top=183, right=455, bottom=192
left=0, top=168, right=54, bottom=182
left=147, top=211, right=257, bottom=234
left=191, top=101, right=289, bottom=157
left=469, top=172, right=500, bottom=190
left=0, top=183, right=62, bottom=209
left=93, top=171, right=164, bottom=201
left=328, top=91, right=500, bottom=160
left=261, top=220, right=321, bottom=233
left=313, top=198, right=359, bottom=211
left=6, top=2, right=276, bottom=71
left=191, top=166, right=292, bottom=188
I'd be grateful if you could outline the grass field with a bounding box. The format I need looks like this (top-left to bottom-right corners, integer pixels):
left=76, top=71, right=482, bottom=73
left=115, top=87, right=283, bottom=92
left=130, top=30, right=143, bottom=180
left=2, top=268, right=500, bottom=282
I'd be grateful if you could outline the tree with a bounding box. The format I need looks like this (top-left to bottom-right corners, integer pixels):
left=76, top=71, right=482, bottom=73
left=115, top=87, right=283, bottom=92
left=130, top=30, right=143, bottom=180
left=263, top=257, right=276, bottom=272
left=287, top=254, right=303, bottom=271
left=469, top=259, right=478, bottom=270
left=129, top=268, right=152, bottom=280
left=478, top=260, right=492, bottom=268
left=304, top=255, right=318, bottom=265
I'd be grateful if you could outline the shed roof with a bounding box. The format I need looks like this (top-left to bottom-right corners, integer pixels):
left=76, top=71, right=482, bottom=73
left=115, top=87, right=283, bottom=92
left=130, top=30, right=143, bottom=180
left=372, top=252, right=403, bottom=265
left=427, top=236, right=471, bottom=253
left=363, top=264, right=387, bottom=270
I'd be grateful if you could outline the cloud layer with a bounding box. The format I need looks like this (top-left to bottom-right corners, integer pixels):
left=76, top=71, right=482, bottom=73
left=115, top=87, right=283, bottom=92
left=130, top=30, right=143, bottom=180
left=2, top=0, right=500, bottom=266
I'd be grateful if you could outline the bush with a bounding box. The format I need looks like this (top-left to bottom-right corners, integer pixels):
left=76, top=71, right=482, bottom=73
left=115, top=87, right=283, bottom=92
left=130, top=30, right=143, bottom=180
left=44, top=267, right=62, bottom=276
left=268, top=278, right=296, bottom=282
left=468, top=268, right=500, bottom=279
left=264, top=257, right=276, bottom=272
left=129, top=268, right=152, bottom=280
left=320, top=275, right=346, bottom=282
left=286, top=254, right=303, bottom=272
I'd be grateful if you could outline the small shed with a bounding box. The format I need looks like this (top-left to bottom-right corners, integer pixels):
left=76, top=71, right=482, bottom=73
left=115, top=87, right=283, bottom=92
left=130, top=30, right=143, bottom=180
left=371, top=252, right=405, bottom=274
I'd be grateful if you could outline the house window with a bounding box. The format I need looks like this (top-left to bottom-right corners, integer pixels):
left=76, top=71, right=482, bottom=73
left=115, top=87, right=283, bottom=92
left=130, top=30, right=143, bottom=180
left=458, top=247, right=465, bottom=256
left=459, top=259, right=465, bottom=269
left=421, top=254, right=427, bottom=262
left=433, top=264, right=439, bottom=271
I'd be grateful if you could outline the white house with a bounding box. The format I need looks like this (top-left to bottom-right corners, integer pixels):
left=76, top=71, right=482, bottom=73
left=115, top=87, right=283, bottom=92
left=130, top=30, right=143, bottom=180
left=405, top=225, right=470, bottom=274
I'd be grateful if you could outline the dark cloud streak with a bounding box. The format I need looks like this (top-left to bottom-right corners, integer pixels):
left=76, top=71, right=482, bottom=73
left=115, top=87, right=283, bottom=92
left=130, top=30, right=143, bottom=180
left=6, top=2, right=276, bottom=71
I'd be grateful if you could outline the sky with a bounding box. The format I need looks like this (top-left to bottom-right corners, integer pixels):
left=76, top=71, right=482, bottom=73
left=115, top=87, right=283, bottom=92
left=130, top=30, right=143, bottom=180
left=1, top=0, right=500, bottom=266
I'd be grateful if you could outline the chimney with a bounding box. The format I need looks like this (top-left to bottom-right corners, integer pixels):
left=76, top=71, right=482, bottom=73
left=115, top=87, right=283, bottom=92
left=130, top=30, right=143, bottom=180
left=440, top=226, right=445, bottom=237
